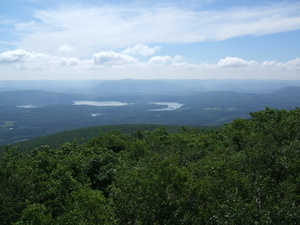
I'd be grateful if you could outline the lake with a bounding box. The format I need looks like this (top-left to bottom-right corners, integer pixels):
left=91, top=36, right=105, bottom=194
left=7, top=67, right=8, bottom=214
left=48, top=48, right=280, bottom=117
left=73, top=101, right=183, bottom=111
left=16, top=105, right=39, bottom=108
left=73, top=101, right=130, bottom=107
left=149, top=102, right=184, bottom=111
left=91, top=113, right=102, bottom=117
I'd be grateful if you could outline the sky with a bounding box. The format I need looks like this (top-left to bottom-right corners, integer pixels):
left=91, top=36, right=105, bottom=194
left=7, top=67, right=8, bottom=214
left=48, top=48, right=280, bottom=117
left=0, top=0, right=300, bottom=80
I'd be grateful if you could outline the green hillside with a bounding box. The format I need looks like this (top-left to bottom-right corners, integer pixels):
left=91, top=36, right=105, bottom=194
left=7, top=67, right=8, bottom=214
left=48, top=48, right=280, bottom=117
left=1, top=108, right=300, bottom=224
left=7, top=124, right=210, bottom=152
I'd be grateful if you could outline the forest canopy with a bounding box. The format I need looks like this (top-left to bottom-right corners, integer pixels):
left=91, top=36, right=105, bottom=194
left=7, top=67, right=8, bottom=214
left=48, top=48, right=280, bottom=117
left=1, top=108, right=300, bottom=224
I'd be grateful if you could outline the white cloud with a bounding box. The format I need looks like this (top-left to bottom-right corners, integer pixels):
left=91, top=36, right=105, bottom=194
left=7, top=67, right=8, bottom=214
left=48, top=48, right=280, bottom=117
left=282, top=57, right=300, bottom=70
left=93, top=51, right=137, bottom=65
left=11, top=2, right=300, bottom=57
left=262, top=60, right=278, bottom=67
left=148, top=55, right=184, bottom=64
left=0, top=49, right=81, bottom=68
left=148, top=55, right=173, bottom=64
left=122, top=43, right=161, bottom=56
left=0, top=49, right=57, bottom=65
left=0, top=49, right=28, bottom=63
left=261, top=58, right=300, bottom=71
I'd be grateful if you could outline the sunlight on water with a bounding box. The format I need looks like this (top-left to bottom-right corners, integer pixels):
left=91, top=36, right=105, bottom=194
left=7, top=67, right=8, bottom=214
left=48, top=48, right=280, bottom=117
left=73, top=101, right=130, bottom=106
left=16, top=105, right=39, bottom=108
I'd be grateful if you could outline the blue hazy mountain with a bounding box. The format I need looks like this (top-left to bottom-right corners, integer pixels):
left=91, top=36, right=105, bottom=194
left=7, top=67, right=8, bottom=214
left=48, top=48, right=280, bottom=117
left=2, top=79, right=300, bottom=95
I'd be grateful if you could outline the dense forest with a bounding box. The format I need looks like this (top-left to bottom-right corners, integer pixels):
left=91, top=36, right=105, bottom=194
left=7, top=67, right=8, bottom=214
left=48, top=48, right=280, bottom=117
left=1, top=108, right=300, bottom=224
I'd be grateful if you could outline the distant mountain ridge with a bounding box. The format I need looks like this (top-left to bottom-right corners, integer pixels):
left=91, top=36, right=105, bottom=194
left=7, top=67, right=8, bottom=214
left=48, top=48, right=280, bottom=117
left=87, top=79, right=300, bottom=96
left=2, top=79, right=300, bottom=94
left=272, top=86, right=300, bottom=95
left=87, top=79, right=191, bottom=96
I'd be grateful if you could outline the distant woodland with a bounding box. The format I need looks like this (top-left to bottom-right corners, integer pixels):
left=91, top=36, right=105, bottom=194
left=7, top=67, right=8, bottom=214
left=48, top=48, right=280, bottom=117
left=1, top=108, right=300, bottom=224
left=1, top=79, right=300, bottom=145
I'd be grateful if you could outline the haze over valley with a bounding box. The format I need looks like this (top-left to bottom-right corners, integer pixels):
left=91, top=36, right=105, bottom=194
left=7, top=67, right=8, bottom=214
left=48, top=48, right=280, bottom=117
left=1, top=79, right=300, bottom=145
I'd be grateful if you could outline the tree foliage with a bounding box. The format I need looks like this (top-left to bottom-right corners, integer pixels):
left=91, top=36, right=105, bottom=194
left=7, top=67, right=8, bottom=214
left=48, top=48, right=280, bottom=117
left=1, top=108, right=300, bottom=224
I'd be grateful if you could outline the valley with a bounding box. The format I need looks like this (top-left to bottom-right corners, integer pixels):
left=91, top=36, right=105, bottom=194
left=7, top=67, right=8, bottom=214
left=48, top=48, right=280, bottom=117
left=1, top=79, right=300, bottom=145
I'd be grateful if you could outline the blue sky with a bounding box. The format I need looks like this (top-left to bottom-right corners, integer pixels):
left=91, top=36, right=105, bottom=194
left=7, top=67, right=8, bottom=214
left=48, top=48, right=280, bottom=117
left=0, top=0, right=300, bottom=80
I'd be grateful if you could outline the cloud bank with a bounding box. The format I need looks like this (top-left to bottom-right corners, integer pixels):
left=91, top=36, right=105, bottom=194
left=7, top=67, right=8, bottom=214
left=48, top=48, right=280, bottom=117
left=1, top=47, right=299, bottom=80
